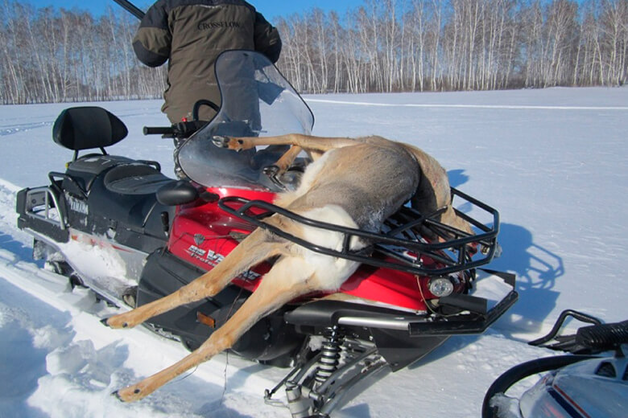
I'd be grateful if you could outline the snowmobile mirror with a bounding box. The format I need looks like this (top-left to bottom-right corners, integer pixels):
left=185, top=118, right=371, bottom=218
left=156, top=180, right=199, bottom=206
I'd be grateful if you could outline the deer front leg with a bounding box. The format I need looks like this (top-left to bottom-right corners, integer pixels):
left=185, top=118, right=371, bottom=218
left=211, top=135, right=256, bottom=151
left=262, top=145, right=305, bottom=179
left=213, top=134, right=358, bottom=154
left=104, top=228, right=279, bottom=329
left=113, top=257, right=317, bottom=402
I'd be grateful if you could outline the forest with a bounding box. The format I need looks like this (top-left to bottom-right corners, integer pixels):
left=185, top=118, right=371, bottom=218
left=1, top=0, right=626, bottom=104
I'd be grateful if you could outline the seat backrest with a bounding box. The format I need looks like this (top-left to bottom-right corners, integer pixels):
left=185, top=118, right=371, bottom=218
left=53, top=106, right=128, bottom=151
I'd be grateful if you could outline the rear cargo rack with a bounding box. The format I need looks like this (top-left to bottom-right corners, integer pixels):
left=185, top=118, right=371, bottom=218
left=218, top=188, right=499, bottom=276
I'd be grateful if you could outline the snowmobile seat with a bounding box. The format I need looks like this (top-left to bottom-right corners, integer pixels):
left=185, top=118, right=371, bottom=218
left=53, top=106, right=128, bottom=154
left=52, top=106, right=163, bottom=195
left=103, top=163, right=174, bottom=196
left=62, top=155, right=136, bottom=196
left=84, top=164, right=176, bottom=247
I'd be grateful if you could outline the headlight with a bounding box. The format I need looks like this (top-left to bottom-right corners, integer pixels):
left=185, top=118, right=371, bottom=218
left=428, top=277, right=455, bottom=297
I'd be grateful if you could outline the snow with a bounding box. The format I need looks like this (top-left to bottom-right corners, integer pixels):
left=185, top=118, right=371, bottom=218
left=1, top=87, right=627, bottom=417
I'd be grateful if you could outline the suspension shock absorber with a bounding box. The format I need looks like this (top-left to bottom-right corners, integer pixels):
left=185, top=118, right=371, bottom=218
left=314, top=326, right=344, bottom=386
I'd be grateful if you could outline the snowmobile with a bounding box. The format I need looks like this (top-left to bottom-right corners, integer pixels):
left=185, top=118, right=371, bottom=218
left=16, top=49, right=517, bottom=417
left=483, top=310, right=628, bottom=418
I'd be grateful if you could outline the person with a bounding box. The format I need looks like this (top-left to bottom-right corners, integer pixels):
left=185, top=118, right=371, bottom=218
left=133, top=0, right=282, bottom=124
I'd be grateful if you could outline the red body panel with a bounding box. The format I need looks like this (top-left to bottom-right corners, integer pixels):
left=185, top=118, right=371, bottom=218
left=168, top=186, right=434, bottom=312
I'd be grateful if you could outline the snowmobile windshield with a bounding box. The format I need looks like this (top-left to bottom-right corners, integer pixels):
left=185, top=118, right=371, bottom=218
left=176, top=50, right=314, bottom=191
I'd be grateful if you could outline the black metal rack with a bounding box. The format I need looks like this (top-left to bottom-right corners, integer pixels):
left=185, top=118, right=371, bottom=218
left=218, top=188, right=500, bottom=277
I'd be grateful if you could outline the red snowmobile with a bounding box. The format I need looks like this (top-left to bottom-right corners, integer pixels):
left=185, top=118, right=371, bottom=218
left=16, top=49, right=517, bottom=417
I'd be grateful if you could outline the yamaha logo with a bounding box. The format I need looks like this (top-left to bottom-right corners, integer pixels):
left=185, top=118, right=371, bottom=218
left=66, top=194, right=88, bottom=215
left=194, top=234, right=205, bottom=246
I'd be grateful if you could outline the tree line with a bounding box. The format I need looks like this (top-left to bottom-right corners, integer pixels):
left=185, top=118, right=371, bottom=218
left=0, top=1, right=164, bottom=104
left=278, top=0, right=628, bottom=93
left=1, top=0, right=627, bottom=104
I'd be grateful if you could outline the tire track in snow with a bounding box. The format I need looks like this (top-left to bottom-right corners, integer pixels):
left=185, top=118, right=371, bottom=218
left=0, top=121, right=53, bottom=137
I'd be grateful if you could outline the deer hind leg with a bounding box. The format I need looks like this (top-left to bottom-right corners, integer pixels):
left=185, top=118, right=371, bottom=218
left=402, top=143, right=474, bottom=236
left=263, top=145, right=304, bottom=177
left=104, top=228, right=282, bottom=330
left=213, top=134, right=360, bottom=180
left=113, top=256, right=319, bottom=402
left=440, top=206, right=474, bottom=235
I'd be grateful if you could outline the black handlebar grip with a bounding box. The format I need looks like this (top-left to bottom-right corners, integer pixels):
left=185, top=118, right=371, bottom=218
left=576, top=320, right=628, bottom=350
left=143, top=126, right=174, bottom=135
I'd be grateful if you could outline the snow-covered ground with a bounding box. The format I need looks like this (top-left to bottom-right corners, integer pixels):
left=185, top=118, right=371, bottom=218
left=1, top=87, right=627, bottom=417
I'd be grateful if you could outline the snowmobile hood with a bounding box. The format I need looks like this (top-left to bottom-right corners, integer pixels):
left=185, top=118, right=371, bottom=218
left=519, top=356, right=628, bottom=418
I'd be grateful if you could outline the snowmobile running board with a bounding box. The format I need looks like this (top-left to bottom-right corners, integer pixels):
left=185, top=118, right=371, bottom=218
left=218, top=187, right=500, bottom=277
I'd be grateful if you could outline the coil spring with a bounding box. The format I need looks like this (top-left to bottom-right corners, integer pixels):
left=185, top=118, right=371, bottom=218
left=314, top=327, right=344, bottom=385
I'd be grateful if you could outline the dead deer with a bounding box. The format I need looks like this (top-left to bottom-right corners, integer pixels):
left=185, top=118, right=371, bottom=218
left=103, top=134, right=472, bottom=402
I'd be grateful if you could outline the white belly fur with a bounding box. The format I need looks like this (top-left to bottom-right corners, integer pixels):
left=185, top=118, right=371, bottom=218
left=294, top=205, right=366, bottom=291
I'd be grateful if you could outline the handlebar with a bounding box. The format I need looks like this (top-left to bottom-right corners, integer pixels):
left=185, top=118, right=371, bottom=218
left=529, top=309, right=628, bottom=354
left=143, top=120, right=208, bottom=139
left=143, top=126, right=175, bottom=136
left=577, top=320, right=628, bottom=350
left=142, top=99, right=215, bottom=138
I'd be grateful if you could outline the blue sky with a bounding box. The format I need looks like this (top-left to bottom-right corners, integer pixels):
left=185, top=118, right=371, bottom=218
left=24, top=0, right=366, bottom=22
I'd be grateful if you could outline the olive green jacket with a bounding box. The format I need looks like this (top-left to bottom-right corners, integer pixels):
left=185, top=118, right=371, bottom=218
left=134, top=0, right=282, bottom=122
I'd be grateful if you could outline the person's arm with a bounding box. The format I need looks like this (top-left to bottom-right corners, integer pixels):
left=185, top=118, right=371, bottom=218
left=132, top=1, right=171, bottom=67
left=253, top=12, right=282, bottom=63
